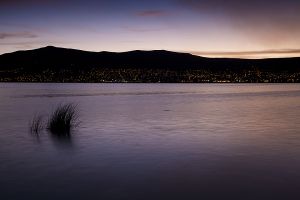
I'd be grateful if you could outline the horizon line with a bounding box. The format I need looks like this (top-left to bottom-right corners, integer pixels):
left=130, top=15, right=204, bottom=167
left=1, top=45, right=300, bottom=59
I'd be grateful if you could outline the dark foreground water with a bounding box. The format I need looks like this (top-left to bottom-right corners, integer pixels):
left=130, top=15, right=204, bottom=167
left=1, top=83, right=300, bottom=200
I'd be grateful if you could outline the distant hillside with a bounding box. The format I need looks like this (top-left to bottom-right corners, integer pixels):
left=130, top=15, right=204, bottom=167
left=0, top=46, right=299, bottom=72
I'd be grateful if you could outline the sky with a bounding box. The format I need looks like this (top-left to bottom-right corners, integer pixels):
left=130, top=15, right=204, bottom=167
left=0, top=0, right=300, bottom=58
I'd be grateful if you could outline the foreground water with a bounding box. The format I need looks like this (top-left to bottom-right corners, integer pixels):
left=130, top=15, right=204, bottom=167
left=0, top=83, right=300, bottom=200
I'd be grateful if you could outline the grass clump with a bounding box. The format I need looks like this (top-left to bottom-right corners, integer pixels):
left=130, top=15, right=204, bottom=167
left=47, top=103, right=78, bottom=135
left=30, top=114, right=43, bottom=134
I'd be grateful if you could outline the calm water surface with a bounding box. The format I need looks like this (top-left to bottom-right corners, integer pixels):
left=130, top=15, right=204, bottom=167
left=0, top=83, right=300, bottom=199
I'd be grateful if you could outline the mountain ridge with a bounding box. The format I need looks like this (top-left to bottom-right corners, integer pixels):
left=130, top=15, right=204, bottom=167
left=0, top=46, right=299, bottom=73
left=2, top=46, right=300, bottom=60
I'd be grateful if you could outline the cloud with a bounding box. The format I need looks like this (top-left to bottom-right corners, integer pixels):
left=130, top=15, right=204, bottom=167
left=122, top=26, right=166, bottom=32
left=0, top=0, right=22, bottom=6
left=0, top=0, right=55, bottom=6
left=189, top=49, right=300, bottom=58
left=136, top=10, right=167, bottom=17
left=178, top=0, right=300, bottom=46
left=0, top=41, right=38, bottom=45
left=0, top=32, right=38, bottom=39
left=179, top=0, right=300, bottom=25
left=179, top=0, right=300, bottom=13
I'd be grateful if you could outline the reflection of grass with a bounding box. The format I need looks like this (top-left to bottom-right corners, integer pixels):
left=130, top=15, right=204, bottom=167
left=47, top=103, right=78, bottom=135
left=30, top=114, right=43, bottom=134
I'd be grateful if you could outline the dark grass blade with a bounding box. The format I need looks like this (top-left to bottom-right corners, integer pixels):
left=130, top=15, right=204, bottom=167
left=30, top=114, right=44, bottom=134
left=47, top=103, right=79, bottom=135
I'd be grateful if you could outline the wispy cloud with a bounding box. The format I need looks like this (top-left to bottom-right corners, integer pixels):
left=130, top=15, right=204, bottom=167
left=0, top=32, right=38, bottom=39
left=190, top=49, right=300, bottom=58
left=0, top=41, right=40, bottom=45
left=178, top=0, right=300, bottom=13
left=0, top=0, right=55, bottom=7
left=122, top=26, right=166, bottom=32
left=136, top=10, right=167, bottom=17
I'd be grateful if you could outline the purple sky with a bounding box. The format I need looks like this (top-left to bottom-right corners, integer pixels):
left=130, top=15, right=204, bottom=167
left=0, top=0, right=300, bottom=58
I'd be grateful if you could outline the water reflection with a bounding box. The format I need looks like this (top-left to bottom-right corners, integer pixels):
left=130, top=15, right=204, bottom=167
left=49, top=131, right=74, bottom=149
left=1, top=83, right=300, bottom=199
left=29, top=129, right=74, bottom=148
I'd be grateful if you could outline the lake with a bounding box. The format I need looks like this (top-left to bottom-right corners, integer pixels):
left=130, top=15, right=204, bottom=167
left=1, top=83, right=300, bottom=200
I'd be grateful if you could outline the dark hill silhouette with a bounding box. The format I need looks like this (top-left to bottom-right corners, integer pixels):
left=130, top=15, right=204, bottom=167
left=0, top=46, right=299, bottom=72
